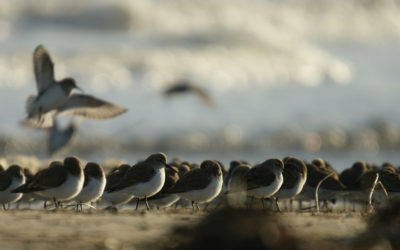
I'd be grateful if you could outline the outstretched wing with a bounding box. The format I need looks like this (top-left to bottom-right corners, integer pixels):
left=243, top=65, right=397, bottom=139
left=57, top=94, right=127, bottom=119
left=33, top=45, right=55, bottom=95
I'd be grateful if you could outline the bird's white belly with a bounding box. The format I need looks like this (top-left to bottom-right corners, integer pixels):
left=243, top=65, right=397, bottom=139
left=148, top=194, right=180, bottom=208
left=74, top=177, right=106, bottom=203
left=247, top=172, right=283, bottom=199
left=123, top=168, right=165, bottom=198
left=37, top=174, right=84, bottom=201
left=275, top=176, right=306, bottom=199
left=34, top=86, right=69, bottom=114
left=101, top=191, right=134, bottom=205
left=178, top=175, right=223, bottom=203
left=0, top=177, right=25, bottom=204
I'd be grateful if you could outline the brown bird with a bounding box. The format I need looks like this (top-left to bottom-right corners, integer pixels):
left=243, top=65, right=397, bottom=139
left=167, top=160, right=223, bottom=210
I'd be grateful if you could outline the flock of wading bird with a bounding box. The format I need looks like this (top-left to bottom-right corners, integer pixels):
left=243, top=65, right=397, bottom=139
left=0, top=153, right=397, bottom=212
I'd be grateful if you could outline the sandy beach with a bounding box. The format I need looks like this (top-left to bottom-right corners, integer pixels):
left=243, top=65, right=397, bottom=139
left=0, top=208, right=368, bottom=250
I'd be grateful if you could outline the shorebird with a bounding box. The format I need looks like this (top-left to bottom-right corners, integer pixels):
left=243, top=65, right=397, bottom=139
left=164, top=80, right=216, bottom=107
left=147, top=166, right=180, bottom=209
left=109, top=153, right=172, bottom=210
left=0, top=165, right=25, bottom=210
left=300, top=162, right=346, bottom=209
left=73, top=162, right=106, bottom=211
left=167, top=160, right=223, bottom=210
left=101, top=164, right=134, bottom=207
left=225, top=163, right=251, bottom=207
left=23, top=45, right=127, bottom=128
left=245, top=158, right=284, bottom=208
left=47, top=117, right=78, bottom=155
left=12, top=156, right=84, bottom=208
left=273, top=157, right=307, bottom=211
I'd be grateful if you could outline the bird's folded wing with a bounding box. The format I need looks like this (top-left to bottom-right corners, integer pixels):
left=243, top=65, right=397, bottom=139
left=246, top=169, right=276, bottom=190
left=115, top=163, right=155, bottom=190
left=33, top=45, right=55, bottom=95
left=0, top=173, right=11, bottom=191
left=57, top=94, right=127, bottom=119
left=168, top=169, right=209, bottom=193
left=29, top=166, right=68, bottom=191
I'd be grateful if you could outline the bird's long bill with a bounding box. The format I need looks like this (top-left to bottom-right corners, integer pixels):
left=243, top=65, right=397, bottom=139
left=74, top=86, right=84, bottom=93
left=165, top=163, right=178, bottom=172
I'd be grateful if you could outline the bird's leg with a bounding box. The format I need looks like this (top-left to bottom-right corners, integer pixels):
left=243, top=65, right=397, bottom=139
left=196, top=202, right=200, bottom=211
left=44, top=200, right=47, bottom=209
left=145, top=196, right=150, bottom=210
left=53, top=198, right=58, bottom=208
left=135, top=199, right=140, bottom=211
left=191, top=200, right=195, bottom=210
left=2, top=203, right=6, bottom=210
left=275, top=198, right=282, bottom=213
left=261, top=198, right=265, bottom=209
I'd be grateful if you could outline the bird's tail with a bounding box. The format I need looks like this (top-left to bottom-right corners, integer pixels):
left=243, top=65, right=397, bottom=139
left=21, top=96, right=53, bottom=128
left=21, top=113, right=54, bottom=128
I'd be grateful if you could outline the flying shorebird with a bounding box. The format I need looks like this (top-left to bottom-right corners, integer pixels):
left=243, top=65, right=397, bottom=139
left=23, top=45, right=127, bottom=128
left=47, top=117, right=79, bottom=155
left=163, top=80, right=216, bottom=107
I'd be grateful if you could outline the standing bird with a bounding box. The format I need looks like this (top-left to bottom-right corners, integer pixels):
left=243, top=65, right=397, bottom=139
left=23, top=45, right=127, bottom=128
left=167, top=160, right=223, bottom=210
left=147, top=166, right=180, bottom=209
left=12, top=156, right=84, bottom=208
left=109, top=153, right=173, bottom=210
left=246, top=158, right=284, bottom=209
left=101, top=164, right=134, bottom=207
left=273, top=157, right=307, bottom=211
left=164, top=80, right=216, bottom=108
left=0, top=165, right=25, bottom=210
left=73, top=162, right=106, bottom=211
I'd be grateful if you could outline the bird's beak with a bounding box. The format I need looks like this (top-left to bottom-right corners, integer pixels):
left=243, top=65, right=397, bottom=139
left=75, top=86, right=84, bottom=93
left=165, top=163, right=178, bottom=172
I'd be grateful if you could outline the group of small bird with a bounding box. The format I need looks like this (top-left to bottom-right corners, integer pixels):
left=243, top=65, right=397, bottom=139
left=0, top=152, right=398, bottom=212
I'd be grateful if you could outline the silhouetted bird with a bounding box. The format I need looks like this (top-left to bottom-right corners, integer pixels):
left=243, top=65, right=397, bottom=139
left=164, top=80, right=216, bottom=107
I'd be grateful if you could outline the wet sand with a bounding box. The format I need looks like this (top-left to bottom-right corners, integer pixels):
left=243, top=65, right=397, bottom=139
left=0, top=209, right=367, bottom=250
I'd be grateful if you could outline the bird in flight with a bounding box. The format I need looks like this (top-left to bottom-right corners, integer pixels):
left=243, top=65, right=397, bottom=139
left=23, top=45, right=127, bottom=128
left=163, top=80, right=216, bottom=108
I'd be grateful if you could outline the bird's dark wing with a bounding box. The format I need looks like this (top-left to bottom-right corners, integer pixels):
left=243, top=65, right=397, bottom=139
left=192, top=86, right=216, bottom=107
left=33, top=45, right=55, bottom=95
left=27, top=165, right=68, bottom=191
left=168, top=169, right=211, bottom=193
left=112, top=162, right=155, bottom=191
left=246, top=167, right=276, bottom=190
left=0, top=172, right=12, bottom=191
left=57, top=94, right=127, bottom=119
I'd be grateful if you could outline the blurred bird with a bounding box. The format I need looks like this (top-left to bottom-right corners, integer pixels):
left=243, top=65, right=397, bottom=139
left=47, top=117, right=79, bottom=155
left=164, top=80, right=216, bottom=107
left=23, top=45, right=127, bottom=128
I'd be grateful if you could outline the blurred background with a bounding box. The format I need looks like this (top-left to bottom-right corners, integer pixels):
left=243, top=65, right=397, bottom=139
left=0, top=0, right=400, bottom=170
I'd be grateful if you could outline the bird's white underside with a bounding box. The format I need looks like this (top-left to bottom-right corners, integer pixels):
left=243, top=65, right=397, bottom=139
left=36, top=174, right=84, bottom=201
left=73, top=176, right=106, bottom=203
left=247, top=172, right=283, bottom=199
left=177, top=174, right=223, bottom=203
left=120, top=168, right=165, bottom=198
left=0, top=177, right=25, bottom=204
